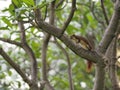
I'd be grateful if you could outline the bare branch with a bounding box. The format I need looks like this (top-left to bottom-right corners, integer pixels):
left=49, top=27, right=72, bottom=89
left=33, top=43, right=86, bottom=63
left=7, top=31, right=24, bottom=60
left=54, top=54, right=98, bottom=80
left=54, top=37, right=74, bottom=90
left=0, top=48, right=31, bottom=86
left=61, top=0, right=76, bottom=35
left=100, top=0, right=109, bottom=25
left=0, top=38, right=22, bottom=47
left=18, top=21, right=38, bottom=85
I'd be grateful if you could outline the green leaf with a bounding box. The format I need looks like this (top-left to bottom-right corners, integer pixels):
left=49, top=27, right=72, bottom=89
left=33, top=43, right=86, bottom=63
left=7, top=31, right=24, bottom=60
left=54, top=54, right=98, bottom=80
left=0, top=27, right=9, bottom=30
left=17, top=81, right=21, bottom=88
left=9, top=4, right=15, bottom=15
left=22, top=0, right=34, bottom=6
left=12, top=0, right=22, bottom=8
left=0, top=73, right=6, bottom=79
left=8, top=70, right=12, bottom=76
left=67, top=24, right=79, bottom=34
left=2, top=17, right=12, bottom=28
left=36, top=0, right=55, bottom=7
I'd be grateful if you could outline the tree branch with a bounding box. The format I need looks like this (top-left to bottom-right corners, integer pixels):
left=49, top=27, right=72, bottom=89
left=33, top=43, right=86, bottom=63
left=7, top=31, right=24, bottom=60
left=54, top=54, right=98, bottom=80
left=54, top=38, right=74, bottom=90
left=107, top=37, right=120, bottom=90
left=100, top=0, right=109, bottom=25
left=41, top=1, right=55, bottom=90
left=61, top=0, right=76, bottom=35
left=0, top=37, right=22, bottom=47
left=56, top=0, right=64, bottom=8
left=41, top=34, right=52, bottom=89
left=90, top=1, right=105, bottom=28
left=0, top=48, right=32, bottom=86
left=18, top=21, right=38, bottom=87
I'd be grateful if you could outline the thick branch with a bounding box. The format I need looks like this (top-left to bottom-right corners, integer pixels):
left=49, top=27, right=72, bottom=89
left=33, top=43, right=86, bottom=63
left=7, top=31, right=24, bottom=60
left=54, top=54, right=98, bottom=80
left=36, top=20, right=62, bottom=37
left=61, top=0, right=76, bottom=34
left=0, top=48, right=31, bottom=86
left=18, top=21, right=38, bottom=85
left=0, top=38, right=22, bottom=47
left=98, top=0, right=120, bottom=54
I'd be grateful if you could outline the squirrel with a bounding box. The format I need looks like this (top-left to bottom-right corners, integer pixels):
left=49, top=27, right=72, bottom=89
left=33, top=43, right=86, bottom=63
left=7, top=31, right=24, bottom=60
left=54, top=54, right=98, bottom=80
left=70, top=34, right=93, bottom=72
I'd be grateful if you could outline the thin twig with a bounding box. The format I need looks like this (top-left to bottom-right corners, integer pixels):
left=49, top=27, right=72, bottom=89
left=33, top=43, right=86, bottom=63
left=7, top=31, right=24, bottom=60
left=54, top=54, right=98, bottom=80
left=0, top=48, right=31, bottom=86
left=100, top=0, right=109, bottom=25
left=61, top=0, right=76, bottom=35
left=90, top=1, right=106, bottom=28
left=0, top=38, right=22, bottom=47
left=56, top=0, right=64, bottom=8
left=55, top=0, right=67, bottom=11
left=54, top=37, right=74, bottom=90
left=44, top=5, right=48, bottom=20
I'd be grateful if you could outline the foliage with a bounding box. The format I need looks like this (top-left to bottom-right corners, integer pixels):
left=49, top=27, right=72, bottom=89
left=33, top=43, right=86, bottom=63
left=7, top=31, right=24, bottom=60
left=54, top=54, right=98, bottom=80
left=0, top=0, right=117, bottom=90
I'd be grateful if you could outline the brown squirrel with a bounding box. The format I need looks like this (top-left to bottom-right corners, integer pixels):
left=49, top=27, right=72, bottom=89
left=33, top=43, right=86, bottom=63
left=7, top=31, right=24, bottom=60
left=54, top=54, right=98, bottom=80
left=70, top=34, right=93, bottom=72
